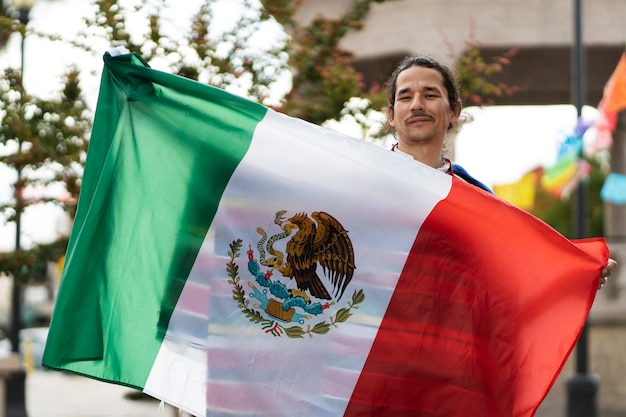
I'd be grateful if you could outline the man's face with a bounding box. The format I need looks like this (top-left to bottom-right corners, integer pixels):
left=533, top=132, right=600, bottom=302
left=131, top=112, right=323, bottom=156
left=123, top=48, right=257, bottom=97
left=388, top=66, right=460, bottom=147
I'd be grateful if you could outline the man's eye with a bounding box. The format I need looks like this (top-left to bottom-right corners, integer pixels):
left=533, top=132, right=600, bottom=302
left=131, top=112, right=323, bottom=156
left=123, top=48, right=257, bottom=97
left=398, top=96, right=410, bottom=101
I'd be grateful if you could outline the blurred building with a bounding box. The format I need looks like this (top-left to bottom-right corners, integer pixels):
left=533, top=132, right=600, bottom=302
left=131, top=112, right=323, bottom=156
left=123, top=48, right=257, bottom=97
left=296, top=1, right=626, bottom=416
left=296, top=0, right=625, bottom=106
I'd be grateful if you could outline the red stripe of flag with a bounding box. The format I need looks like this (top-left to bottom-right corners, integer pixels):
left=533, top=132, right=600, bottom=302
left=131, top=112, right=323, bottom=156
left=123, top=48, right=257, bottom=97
left=345, top=179, right=606, bottom=417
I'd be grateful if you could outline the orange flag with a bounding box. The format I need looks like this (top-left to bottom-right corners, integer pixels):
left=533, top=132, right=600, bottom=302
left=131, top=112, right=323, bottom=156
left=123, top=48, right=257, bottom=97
left=588, top=53, right=626, bottom=152
left=601, top=51, right=626, bottom=114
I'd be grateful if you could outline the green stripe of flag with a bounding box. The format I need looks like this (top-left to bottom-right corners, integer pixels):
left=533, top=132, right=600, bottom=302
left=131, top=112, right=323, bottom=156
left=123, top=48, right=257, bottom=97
left=43, top=52, right=267, bottom=387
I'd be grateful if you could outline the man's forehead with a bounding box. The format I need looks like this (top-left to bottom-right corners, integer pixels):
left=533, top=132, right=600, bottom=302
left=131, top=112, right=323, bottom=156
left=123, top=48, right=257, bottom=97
left=396, top=66, right=446, bottom=90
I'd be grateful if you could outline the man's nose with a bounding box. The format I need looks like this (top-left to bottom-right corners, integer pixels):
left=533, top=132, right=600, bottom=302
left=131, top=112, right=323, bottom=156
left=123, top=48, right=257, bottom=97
left=410, top=96, right=425, bottom=111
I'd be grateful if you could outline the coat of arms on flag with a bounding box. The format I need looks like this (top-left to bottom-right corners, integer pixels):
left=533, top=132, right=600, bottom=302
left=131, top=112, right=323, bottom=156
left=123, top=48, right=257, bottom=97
left=228, top=210, right=364, bottom=338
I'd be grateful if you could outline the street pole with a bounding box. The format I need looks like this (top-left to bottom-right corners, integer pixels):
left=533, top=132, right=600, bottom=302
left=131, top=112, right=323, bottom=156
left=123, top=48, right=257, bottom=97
left=9, top=28, right=25, bottom=361
left=565, top=0, right=599, bottom=416
left=7, top=3, right=35, bottom=416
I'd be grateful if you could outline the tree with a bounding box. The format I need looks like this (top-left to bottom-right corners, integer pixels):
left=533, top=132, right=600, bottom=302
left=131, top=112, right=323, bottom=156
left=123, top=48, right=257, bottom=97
left=446, top=28, right=519, bottom=107
left=0, top=2, right=11, bottom=49
left=69, top=0, right=391, bottom=126
left=0, top=62, right=90, bottom=347
left=74, top=0, right=293, bottom=107
left=264, top=0, right=390, bottom=125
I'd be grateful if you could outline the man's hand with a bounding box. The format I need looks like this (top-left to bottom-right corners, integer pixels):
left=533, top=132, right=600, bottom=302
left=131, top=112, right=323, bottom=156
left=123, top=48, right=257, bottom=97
left=599, top=258, right=617, bottom=289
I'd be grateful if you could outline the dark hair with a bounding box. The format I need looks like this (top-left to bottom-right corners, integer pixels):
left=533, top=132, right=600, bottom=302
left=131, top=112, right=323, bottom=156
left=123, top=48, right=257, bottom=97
left=384, top=55, right=460, bottom=111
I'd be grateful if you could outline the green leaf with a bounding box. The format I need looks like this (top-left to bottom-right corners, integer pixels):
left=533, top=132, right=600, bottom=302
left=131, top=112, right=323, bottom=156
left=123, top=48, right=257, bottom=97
left=311, top=321, right=331, bottom=335
left=334, top=308, right=352, bottom=323
left=284, top=326, right=305, bottom=338
left=243, top=309, right=266, bottom=324
left=352, top=289, right=365, bottom=305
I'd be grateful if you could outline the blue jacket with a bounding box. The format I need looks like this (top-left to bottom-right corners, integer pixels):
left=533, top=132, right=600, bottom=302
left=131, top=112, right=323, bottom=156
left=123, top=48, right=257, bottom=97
left=451, top=163, right=494, bottom=194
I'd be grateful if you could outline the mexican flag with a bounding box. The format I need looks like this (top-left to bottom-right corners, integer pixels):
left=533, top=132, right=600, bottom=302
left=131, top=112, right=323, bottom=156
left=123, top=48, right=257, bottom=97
left=42, top=52, right=608, bottom=417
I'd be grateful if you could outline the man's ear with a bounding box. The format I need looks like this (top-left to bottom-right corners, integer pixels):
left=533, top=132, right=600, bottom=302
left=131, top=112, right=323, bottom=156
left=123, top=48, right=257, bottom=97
left=447, top=101, right=463, bottom=130
left=387, top=105, right=395, bottom=126
left=451, top=100, right=462, bottom=122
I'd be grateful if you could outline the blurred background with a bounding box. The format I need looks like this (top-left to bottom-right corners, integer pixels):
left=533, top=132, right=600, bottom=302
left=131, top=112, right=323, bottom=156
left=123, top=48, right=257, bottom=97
left=1, top=0, right=626, bottom=416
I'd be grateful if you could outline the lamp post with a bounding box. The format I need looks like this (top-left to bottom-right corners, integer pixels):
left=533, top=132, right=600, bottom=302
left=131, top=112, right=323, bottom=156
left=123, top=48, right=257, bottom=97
left=9, top=0, right=36, bottom=357
left=13, top=0, right=36, bottom=76
left=7, top=2, right=36, bottom=416
left=565, top=0, right=599, bottom=416
left=13, top=0, right=37, bottom=357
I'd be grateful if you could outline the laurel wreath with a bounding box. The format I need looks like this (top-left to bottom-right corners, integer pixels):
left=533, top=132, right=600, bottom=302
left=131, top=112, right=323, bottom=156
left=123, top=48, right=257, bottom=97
left=227, top=239, right=365, bottom=338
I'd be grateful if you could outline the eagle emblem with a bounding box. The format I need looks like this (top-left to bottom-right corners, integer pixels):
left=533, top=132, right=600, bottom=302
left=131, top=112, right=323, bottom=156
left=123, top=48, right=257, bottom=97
left=268, top=211, right=355, bottom=301
left=226, top=210, right=364, bottom=338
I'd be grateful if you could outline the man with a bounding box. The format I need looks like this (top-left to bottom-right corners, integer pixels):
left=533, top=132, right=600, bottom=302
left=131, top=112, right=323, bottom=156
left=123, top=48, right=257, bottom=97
left=384, top=54, right=615, bottom=286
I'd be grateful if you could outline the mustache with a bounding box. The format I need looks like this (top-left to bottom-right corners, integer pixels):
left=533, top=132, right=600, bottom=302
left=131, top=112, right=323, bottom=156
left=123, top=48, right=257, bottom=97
left=406, top=112, right=433, bottom=122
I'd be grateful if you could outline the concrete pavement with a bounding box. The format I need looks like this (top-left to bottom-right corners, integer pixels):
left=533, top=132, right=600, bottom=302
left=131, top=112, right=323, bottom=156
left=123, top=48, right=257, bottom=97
left=25, top=369, right=192, bottom=417
left=26, top=368, right=561, bottom=417
left=22, top=367, right=575, bottom=417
